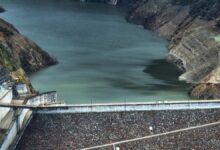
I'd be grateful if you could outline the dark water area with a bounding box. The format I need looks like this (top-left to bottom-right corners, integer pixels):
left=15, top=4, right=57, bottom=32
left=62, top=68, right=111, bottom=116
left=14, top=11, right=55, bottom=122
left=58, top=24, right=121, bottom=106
left=0, top=0, right=189, bottom=103
left=144, top=59, right=188, bottom=91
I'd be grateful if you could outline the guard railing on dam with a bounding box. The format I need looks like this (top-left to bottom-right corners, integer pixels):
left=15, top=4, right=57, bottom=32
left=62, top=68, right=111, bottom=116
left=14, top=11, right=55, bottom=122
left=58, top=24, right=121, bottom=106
left=24, top=91, right=58, bottom=105
left=2, top=100, right=220, bottom=113
left=35, top=100, right=220, bottom=114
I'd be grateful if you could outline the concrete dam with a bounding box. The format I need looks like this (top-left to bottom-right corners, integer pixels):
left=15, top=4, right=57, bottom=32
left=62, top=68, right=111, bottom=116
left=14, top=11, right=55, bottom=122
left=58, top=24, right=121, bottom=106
left=1, top=99, right=220, bottom=150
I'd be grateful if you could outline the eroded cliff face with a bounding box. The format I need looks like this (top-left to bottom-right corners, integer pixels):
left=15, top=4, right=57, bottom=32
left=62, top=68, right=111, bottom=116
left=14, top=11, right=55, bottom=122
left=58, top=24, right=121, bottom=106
left=0, top=18, right=57, bottom=92
left=127, top=0, right=220, bottom=99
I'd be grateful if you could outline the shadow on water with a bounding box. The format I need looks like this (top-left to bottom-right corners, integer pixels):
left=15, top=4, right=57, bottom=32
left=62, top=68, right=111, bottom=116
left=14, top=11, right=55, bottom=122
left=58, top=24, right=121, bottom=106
left=88, top=59, right=189, bottom=96
left=144, top=59, right=189, bottom=92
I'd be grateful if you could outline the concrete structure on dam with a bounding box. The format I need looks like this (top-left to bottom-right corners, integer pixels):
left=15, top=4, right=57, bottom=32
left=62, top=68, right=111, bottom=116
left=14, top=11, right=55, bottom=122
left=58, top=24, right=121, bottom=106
left=0, top=91, right=58, bottom=150
left=0, top=100, right=220, bottom=150
left=0, top=69, right=219, bottom=150
left=0, top=67, right=12, bottom=123
left=0, top=86, right=12, bottom=123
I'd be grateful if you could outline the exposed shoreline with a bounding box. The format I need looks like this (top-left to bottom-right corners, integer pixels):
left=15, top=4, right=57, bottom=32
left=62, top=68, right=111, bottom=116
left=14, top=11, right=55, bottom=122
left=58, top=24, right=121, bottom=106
left=83, top=0, right=219, bottom=99
left=124, top=0, right=220, bottom=99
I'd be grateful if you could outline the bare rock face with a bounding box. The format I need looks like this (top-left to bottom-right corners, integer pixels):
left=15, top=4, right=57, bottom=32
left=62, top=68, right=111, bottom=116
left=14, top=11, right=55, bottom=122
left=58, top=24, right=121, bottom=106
left=127, top=0, right=220, bottom=99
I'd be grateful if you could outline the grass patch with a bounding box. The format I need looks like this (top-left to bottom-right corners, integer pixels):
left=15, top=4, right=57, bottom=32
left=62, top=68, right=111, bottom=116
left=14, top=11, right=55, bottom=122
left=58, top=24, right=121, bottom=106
left=0, top=43, right=19, bottom=72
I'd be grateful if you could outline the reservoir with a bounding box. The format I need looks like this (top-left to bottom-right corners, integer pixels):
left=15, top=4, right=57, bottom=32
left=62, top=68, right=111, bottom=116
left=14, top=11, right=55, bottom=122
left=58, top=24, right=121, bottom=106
left=0, top=0, right=189, bottom=103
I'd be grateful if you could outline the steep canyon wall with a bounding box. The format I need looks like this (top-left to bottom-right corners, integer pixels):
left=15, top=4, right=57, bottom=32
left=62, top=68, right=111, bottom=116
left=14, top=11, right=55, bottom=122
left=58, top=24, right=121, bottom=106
left=126, top=0, right=220, bottom=99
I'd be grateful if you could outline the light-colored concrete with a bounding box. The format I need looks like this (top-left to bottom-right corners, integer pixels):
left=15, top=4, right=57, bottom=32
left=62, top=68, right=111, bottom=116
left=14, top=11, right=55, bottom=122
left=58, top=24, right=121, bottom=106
left=0, top=91, right=57, bottom=150
left=2, top=100, right=220, bottom=113
left=0, top=89, right=12, bottom=123
left=36, top=100, right=220, bottom=114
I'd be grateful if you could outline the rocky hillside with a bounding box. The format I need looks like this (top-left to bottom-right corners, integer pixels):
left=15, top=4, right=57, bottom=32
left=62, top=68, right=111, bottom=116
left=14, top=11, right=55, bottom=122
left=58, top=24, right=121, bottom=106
left=0, top=18, right=57, bottom=73
left=0, top=17, right=57, bottom=92
left=126, top=0, right=220, bottom=99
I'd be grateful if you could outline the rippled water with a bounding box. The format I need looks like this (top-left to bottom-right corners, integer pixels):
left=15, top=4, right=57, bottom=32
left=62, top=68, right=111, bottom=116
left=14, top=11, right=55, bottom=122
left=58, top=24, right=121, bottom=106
left=0, top=0, right=189, bottom=103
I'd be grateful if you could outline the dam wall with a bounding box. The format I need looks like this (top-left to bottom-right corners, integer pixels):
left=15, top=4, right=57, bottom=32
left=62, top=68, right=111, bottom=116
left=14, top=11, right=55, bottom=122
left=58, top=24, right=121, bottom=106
left=0, top=89, right=12, bottom=122
left=0, top=91, right=57, bottom=150
left=17, top=108, right=220, bottom=150
left=1, top=98, right=220, bottom=149
left=0, top=109, right=32, bottom=150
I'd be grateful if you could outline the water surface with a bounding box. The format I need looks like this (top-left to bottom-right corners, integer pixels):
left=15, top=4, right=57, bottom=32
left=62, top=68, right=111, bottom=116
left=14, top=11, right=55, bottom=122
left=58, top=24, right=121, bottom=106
left=0, top=0, right=189, bottom=103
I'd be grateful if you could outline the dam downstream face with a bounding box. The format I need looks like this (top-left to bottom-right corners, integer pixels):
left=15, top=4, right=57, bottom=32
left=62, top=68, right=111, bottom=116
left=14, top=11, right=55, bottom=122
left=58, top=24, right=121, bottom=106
left=0, top=0, right=189, bottom=103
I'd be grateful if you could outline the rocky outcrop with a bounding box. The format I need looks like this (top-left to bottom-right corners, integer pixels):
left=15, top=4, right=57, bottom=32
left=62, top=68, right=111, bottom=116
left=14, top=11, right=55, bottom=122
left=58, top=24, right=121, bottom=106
left=0, top=18, right=57, bottom=73
left=0, top=17, right=57, bottom=92
left=127, top=0, right=220, bottom=99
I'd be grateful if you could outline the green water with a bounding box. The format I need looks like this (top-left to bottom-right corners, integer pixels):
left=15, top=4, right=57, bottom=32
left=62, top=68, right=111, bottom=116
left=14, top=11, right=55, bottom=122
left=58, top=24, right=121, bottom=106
left=0, top=0, right=189, bottom=103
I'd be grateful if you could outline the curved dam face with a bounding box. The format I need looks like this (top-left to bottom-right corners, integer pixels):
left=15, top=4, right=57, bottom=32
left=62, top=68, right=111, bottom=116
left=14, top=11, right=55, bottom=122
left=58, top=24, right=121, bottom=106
left=0, top=0, right=189, bottom=103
